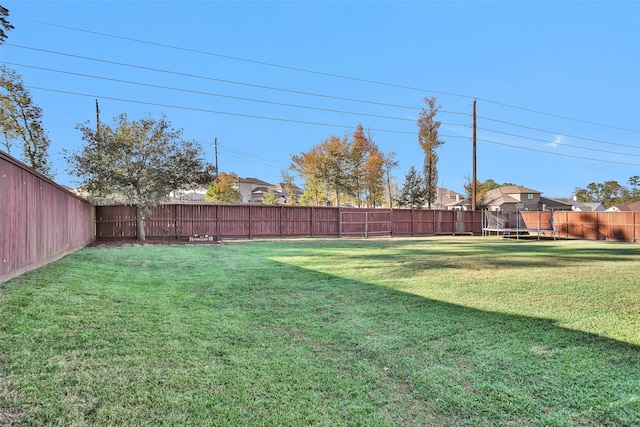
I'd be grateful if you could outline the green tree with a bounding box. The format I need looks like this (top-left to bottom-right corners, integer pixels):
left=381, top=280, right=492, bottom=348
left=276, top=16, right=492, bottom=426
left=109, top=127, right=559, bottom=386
left=205, top=172, right=241, bottom=204
left=292, top=126, right=391, bottom=207
left=463, top=178, right=503, bottom=207
left=0, top=65, right=52, bottom=176
left=417, top=97, right=444, bottom=208
left=298, top=185, right=328, bottom=206
left=628, top=176, right=640, bottom=200
left=291, top=134, right=350, bottom=206
left=0, top=5, right=13, bottom=44
left=574, top=180, right=629, bottom=207
left=67, top=113, right=214, bottom=240
left=262, top=188, right=280, bottom=205
left=398, top=166, right=426, bottom=209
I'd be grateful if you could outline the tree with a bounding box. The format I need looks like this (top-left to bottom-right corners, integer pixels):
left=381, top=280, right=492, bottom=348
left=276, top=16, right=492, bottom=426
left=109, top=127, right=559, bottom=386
left=205, top=172, right=241, bottom=204
left=629, top=176, right=640, bottom=200
left=291, top=135, right=350, bottom=206
left=463, top=178, right=502, bottom=207
left=363, top=145, right=386, bottom=207
left=291, top=125, right=391, bottom=207
left=0, top=65, right=53, bottom=176
left=0, top=5, right=13, bottom=44
left=417, top=97, right=444, bottom=208
left=574, top=180, right=629, bottom=207
left=262, top=188, right=280, bottom=205
left=383, top=151, right=399, bottom=208
left=280, top=169, right=298, bottom=205
left=398, top=166, right=426, bottom=209
left=347, top=124, right=372, bottom=207
left=67, top=113, right=214, bottom=240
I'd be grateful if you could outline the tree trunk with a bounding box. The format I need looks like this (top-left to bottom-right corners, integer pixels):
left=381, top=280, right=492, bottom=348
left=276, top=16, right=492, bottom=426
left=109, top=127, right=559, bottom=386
left=136, top=205, right=146, bottom=240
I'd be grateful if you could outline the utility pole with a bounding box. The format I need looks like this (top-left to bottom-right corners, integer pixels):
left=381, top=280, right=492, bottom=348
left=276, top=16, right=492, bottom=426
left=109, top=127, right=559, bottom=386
left=96, top=100, right=102, bottom=158
left=472, top=99, right=477, bottom=211
left=214, top=138, right=219, bottom=177
left=95, top=99, right=100, bottom=132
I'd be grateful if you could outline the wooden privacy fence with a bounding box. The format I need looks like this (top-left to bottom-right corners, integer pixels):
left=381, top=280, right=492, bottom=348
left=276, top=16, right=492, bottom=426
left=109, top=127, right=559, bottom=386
left=1, top=150, right=95, bottom=283
left=553, top=211, right=640, bottom=242
left=95, top=204, right=484, bottom=240
left=484, top=210, right=640, bottom=242
left=95, top=205, right=640, bottom=242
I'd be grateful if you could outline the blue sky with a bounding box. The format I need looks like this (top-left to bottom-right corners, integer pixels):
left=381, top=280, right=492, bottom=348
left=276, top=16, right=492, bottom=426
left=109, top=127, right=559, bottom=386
left=2, top=1, right=639, bottom=198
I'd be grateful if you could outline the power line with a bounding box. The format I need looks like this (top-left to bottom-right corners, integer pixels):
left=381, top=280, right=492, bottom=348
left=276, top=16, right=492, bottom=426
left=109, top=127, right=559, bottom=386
left=5, top=44, right=461, bottom=115
left=478, top=127, right=640, bottom=158
left=32, top=21, right=475, bottom=101
left=26, top=85, right=422, bottom=135
left=479, top=116, right=640, bottom=149
left=31, top=20, right=640, bottom=133
left=478, top=138, right=640, bottom=167
left=9, top=45, right=636, bottom=148
left=24, top=86, right=636, bottom=168
left=4, top=61, right=468, bottom=125
left=219, top=145, right=284, bottom=167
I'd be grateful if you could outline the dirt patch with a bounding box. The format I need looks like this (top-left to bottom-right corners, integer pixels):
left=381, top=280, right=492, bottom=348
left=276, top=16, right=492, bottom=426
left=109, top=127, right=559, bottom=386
left=87, top=238, right=221, bottom=247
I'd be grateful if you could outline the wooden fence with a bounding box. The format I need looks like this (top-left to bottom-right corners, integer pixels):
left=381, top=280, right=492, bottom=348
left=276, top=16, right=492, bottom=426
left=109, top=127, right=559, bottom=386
left=95, top=205, right=640, bottom=243
left=484, top=210, right=640, bottom=242
left=95, top=204, right=484, bottom=240
left=1, top=150, right=95, bottom=283
left=553, top=211, right=640, bottom=242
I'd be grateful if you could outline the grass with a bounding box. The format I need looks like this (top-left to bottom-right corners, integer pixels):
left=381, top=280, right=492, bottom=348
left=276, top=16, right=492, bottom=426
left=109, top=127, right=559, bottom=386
left=1, top=237, right=639, bottom=426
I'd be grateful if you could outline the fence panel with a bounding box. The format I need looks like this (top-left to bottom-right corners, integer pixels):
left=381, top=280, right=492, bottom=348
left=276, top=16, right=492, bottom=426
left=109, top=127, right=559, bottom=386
left=1, top=151, right=95, bottom=283
left=595, top=211, right=635, bottom=241
left=413, top=209, right=436, bottom=235
left=311, top=207, right=340, bottom=237
left=95, top=205, right=137, bottom=238
left=217, top=204, right=250, bottom=238
left=390, top=209, right=415, bottom=236
left=281, top=206, right=312, bottom=236
left=249, top=205, right=282, bottom=238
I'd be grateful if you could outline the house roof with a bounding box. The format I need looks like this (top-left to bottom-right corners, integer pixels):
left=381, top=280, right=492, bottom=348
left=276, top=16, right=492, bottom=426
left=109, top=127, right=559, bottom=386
left=494, top=185, right=540, bottom=194
left=568, top=200, right=606, bottom=212
left=239, top=177, right=273, bottom=186
left=483, top=186, right=541, bottom=205
left=611, top=201, right=640, bottom=211
left=540, top=196, right=572, bottom=209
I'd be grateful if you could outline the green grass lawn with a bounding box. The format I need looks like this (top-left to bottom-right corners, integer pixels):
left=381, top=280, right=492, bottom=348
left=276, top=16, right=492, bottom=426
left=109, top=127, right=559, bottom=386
left=1, top=237, right=639, bottom=426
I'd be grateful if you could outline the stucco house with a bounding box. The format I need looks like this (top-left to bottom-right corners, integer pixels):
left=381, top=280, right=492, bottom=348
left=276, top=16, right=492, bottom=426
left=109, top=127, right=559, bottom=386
left=482, top=185, right=571, bottom=212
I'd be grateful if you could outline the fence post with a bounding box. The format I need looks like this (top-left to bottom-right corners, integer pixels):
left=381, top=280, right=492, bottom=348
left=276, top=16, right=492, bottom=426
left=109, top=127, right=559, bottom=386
left=411, top=209, right=415, bottom=237
left=311, top=207, right=315, bottom=237
left=280, top=205, right=284, bottom=238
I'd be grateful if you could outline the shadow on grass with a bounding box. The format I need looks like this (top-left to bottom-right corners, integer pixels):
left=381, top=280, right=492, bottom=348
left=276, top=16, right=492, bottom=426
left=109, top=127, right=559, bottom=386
left=284, top=237, right=640, bottom=271
left=2, top=243, right=639, bottom=426
left=255, top=255, right=639, bottom=425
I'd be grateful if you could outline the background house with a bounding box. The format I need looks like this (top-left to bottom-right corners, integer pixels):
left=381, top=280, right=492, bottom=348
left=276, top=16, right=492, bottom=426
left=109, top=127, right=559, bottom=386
left=568, top=199, right=606, bottom=212
left=606, top=201, right=640, bottom=212
left=482, top=185, right=571, bottom=211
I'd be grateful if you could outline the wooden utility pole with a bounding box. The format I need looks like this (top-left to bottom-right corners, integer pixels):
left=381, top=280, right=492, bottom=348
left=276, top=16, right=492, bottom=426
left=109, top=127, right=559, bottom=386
left=95, top=99, right=100, bottom=132
left=214, top=138, right=219, bottom=176
left=472, top=99, right=477, bottom=211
